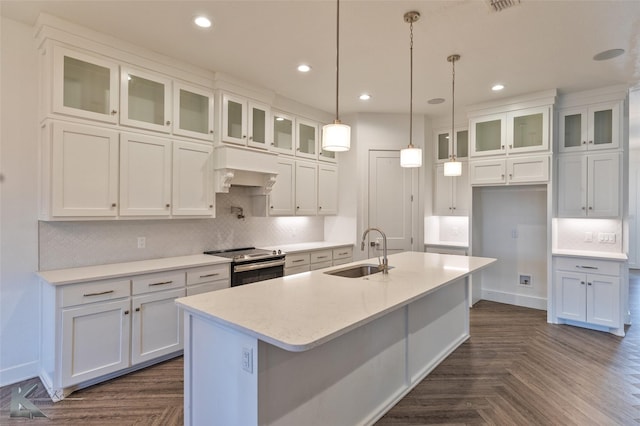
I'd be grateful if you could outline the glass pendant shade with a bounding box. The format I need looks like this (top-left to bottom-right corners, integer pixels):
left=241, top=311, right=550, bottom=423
left=443, top=159, right=462, bottom=176
left=322, top=120, right=351, bottom=152
left=400, top=146, right=422, bottom=168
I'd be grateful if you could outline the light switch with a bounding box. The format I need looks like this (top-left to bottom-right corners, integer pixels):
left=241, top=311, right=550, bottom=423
left=584, top=232, right=593, bottom=242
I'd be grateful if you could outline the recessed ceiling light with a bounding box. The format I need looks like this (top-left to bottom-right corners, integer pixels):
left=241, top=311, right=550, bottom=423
left=194, top=16, right=212, bottom=28
left=593, top=48, right=625, bottom=61
left=427, top=98, right=445, bottom=104
left=297, top=64, right=311, bottom=73
left=359, top=94, right=371, bottom=101
left=492, top=84, right=505, bottom=91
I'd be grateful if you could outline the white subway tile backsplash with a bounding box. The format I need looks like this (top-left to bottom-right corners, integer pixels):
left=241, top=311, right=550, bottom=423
left=39, top=187, right=324, bottom=270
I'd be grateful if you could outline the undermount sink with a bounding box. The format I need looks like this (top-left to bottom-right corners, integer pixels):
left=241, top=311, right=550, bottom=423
left=324, top=264, right=393, bottom=278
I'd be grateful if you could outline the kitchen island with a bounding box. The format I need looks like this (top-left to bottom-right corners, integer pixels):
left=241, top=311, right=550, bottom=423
left=176, top=251, right=495, bottom=425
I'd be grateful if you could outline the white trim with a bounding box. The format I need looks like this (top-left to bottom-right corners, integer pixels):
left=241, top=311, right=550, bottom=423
left=0, top=361, right=40, bottom=388
left=481, top=288, right=547, bottom=310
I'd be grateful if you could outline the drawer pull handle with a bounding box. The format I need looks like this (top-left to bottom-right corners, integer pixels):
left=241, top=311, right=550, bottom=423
left=292, top=259, right=306, bottom=263
left=135, top=307, right=141, bottom=312
left=124, top=310, right=130, bottom=315
left=576, top=265, right=598, bottom=270
left=199, top=273, right=220, bottom=278
left=83, top=290, right=115, bottom=297
left=587, top=282, right=593, bottom=286
left=149, top=280, right=173, bottom=287
left=316, top=256, right=328, bottom=259
left=338, top=252, right=348, bottom=256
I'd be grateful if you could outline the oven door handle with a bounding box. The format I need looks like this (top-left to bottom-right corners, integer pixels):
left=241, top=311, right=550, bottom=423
left=234, top=259, right=285, bottom=273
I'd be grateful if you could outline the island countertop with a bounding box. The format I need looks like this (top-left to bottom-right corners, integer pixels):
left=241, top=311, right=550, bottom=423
left=176, top=251, right=495, bottom=352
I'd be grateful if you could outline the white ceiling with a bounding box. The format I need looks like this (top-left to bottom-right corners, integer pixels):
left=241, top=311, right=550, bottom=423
left=1, top=0, right=639, bottom=120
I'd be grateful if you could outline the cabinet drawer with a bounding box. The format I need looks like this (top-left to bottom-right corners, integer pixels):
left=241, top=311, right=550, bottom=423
left=554, top=257, right=621, bottom=276
left=186, top=281, right=229, bottom=296
left=285, top=265, right=310, bottom=276
left=285, top=253, right=310, bottom=268
left=61, top=279, right=130, bottom=307
left=132, top=271, right=185, bottom=295
left=186, top=264, right=230, bottom=285
left=332, top=247, right=353, bottom=260
left=332, top=258, right=352, bottom=266
left=310, top=250, right=332, bottom=264
left=310, top=260, right=333, bottom=271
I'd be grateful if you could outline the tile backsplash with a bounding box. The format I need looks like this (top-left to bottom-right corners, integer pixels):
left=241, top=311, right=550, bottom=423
left=553, top=218, right=623, bottom=253
left=39, top=187, right=324, bottom=270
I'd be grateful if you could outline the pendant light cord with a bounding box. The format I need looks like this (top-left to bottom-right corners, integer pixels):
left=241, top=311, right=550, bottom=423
left=409, top=19, right=414, bottom=148
left=335, top=0, right=340, bottom=122
left=451, top=56, right=455, bottom=160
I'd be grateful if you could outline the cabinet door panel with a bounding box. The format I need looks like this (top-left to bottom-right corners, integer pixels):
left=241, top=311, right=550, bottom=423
left=296, top=119, right=318, bottom=159
left=221, top=93, right=247, bottom=144
left=433, top=164, right=452, bottom=215
left=53, top=46, right=119, bottom=123
left=247, top=101, right=270, bottom=149
left=559, top=108, right=587, bottom=152
left=51, top=122, right=119, bottom=217
left=174, top=83, right=214, bottom=141
left=120, top=67, right=172, bottom=133
left=507, top=155, right=549, bottom=183
left=269, top=158, right=295, bottom=215
left=588, top=153, right=619, bottom=217
left=131, top=288, right=185, bottom=365
left=507, top=106, right=549, bottom=154
left=272, top=112, right=295, bottom=155
left=469, top=159, right=506, bottom=185
left=588, top=102, right=619, bottom=150
left=557, top=155, right=587, bottom=217
left=586, top=275, right=620, bottom=328
left=555, top=271, right=586, bottom=322
left=453, top=164, right=470, bottom=215
left=318, top=164, right=338, bottom=215
left=119, top=133, right=171, bottom=216
left=295, top=161, right=318, bottom=215
left=172, top=141, right=214, bottom=216
left=470, top=114, right=505, bottom=157
left=62, top=298, right=130, bottom=386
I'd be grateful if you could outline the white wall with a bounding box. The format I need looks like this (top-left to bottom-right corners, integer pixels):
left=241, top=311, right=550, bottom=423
left=0, top=17, right=41, bottom=386
left=629, top=87, right=639, bottom=268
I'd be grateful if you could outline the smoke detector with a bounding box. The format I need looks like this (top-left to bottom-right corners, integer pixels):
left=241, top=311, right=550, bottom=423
left=487, top=0, right=521, bottom=12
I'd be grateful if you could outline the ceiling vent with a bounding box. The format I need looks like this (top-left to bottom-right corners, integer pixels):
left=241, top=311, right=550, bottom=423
left=487, top=0, right=521, bottom=12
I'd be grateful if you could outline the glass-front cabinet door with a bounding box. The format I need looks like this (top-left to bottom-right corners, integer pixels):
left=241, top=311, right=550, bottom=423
left=53, top=46, right=119, bottom=123
left=435, top=131, right=450, bottom=162
left=318, top=126, right=337, bottom=162
left=173, top=83, right=214, bottom=141
left=221, top=93, right=247, bottom=145
left=296, top=118, right=318, bottom=160
left=247, top=101, right=271, bottom=149
left=558, top=101, right=619, bottom=153
left=120, top=67, right=172, bottom=133
left=470, top=113, right=506, bottom=157
left=456, top=129, right=469, bottom=159
left=436, top=128, right=468, bottom=162
left=271, top=111, right=295, bottom=155
left=506, top=106, right=549, bottom=154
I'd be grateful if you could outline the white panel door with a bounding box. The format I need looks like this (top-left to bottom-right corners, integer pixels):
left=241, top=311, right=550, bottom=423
left=557, top=155, right=587, bottom=217
left=586, top=274, right=620, bottom=327
left=555, top=271, right=586, bottom=322
left=368, top=150, right=414, bottom=257
left=51, top=122, right=119, bottom=217
left=588, top=152, right=619, bottom=217
left=119, top=133, right=172, bottom=216
left=131, top=288, right=185, bottom=365
left=269, top=158, right=295, bottom=216
left=61, top=298, right=130, bottom=386
left=318, top=164, right=338, bottom=215
left=295, top=161, right=317, bottom=215
left=172, top=141, right=214, bottom=217
left=433, top=164, right=453, bottom=215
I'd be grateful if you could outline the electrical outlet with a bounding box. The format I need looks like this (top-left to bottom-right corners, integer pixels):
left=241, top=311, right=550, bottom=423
left=242, top=347, right=253, bottom=373
left=137, top=237, right=146, bottom=249
left=519, top=274, right=532, bottom=286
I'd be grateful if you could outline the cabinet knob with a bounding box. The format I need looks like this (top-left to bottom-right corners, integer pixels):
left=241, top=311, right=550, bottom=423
left=135, top=307, right=140, bottom=312
left=209, top=205, right=213, bottom=208
left=501, top=145, right=505, bottom=150
left=270, top=205, right=274, bottom=209
left=581, top=281, right=585, bottom=285
left=319, top=206, right=322, bottom=210
left=243, top=135, right=247, bottom=139
left=587, top=282, right=592, bottom=286
left=582, top=141, right=586, bottom=145
left=111, top=203, right=117, bottom=208
left=124, top=310, right=130, bottom=315
left=249, top=136, right=253, bottom=140
left=509, top=173, right=513, bottom=179
left=111, top=110, right=118, bottom=115
left=509, top=145, right=512, bottom=149
left=209, top=130, right=214, bottom=134
left=296, top=206, right=300, bottom=210
left=501, top=174, right=505, bottom=179
left=452, top=207, right=456, bottom=210
left=166, top=203, right=171, bottom=208
left=588, top=140, right=593, bottom=144
left=166, top=120, right=171, bottom=125
left=582, top=206, right=586, bottom=210
left=588, top=206, right=593, bottom=210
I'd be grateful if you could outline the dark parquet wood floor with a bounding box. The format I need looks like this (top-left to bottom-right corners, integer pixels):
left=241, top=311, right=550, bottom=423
left=2, top=270, right=639, bottom=425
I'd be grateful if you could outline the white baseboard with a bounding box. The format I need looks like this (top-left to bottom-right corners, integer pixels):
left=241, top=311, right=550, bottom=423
left=0, top=360, right=39, bottom=388
left=481, top=289, right=547, bottom=310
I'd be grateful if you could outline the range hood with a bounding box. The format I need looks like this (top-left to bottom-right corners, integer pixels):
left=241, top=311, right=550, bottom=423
left=214, top=145, right=279, bottom=194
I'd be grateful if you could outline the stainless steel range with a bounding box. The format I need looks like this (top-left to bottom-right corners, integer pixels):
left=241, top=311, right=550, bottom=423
left=204, top=247, right=285, bottom=287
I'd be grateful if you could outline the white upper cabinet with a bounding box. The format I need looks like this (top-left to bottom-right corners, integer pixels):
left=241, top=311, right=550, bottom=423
left=295, top=161, right=318, bottom=215
left=470, top=106, right=550, bottom=157
left=435, top=128, right=468, bottom=162
left=172, top=141, right=214, bottom=217
left=49, top=121, right=119, bottom=218
left=52, top=45, right=119, bottom=124
left=220, top=92, right=271, bottom=148
left=173, top=83, right=214, bottom=141
left=120, top=66, right=172, bottom=133
left=296, top=118, right=318, bottom=160
left=433, top=163, right=469, bottom=216
left=318, top=164, right=338, bottom=215
left=557, top=152, right=620, bottom=218
left=119, top=133, right=172, bottom=217
left=269, top=157, right=296, bottom=216
left=272, top=111, right=295, bottom=155
left=558, top=101, right=620, bottom=153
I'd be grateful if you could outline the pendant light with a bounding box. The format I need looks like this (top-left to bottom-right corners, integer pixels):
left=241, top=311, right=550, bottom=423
left=400, top=11, right=422, bottom=168
left=443, top=54, right=462, bottom=177
left=322, top=0, right=351, bottom=152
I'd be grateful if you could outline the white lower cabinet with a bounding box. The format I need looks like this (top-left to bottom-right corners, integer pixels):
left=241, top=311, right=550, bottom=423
left=553, top=256, right=625, bottom=335
left=40, top=261, right=230, bottom=401
left=61, top=297, right=131, bottom=386
left=284, top=246, right=354, bottom=276
left=433, top=163, right=469, bottom=216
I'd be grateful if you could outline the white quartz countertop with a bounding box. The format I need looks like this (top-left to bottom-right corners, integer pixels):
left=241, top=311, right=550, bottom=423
left=176, top=251, right=496, bottom=352
left=552, top=249, right=628, bottom=261
left=260, top=241, right=353, bottom=254
left=37, top=254, right=231, bottom=285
